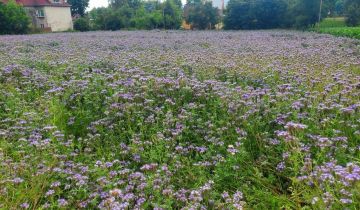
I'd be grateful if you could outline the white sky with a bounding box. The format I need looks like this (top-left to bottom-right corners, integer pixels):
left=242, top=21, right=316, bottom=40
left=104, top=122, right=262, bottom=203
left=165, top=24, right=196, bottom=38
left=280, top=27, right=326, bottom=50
left=88, top=0, right=109, bottom=10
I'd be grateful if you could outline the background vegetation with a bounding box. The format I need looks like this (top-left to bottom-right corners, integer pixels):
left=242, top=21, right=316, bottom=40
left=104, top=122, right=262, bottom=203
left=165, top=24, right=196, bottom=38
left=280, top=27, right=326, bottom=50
left=0, top=0, right=30, bottom=35
left=76, top=0, right=360, bottom=31
left=0, top=0, right=360, bottom=34
left=314, top=17, right=360, bottom=39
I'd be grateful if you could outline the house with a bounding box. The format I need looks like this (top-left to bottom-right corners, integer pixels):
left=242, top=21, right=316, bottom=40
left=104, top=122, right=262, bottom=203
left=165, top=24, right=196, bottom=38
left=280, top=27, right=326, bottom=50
left=3, top=0, right=73, bottom=32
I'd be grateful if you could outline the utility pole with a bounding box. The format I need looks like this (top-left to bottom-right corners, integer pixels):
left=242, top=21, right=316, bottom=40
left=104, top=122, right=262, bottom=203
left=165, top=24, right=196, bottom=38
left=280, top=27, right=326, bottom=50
left=318, top=0, right=323, bottom=23
left=221, top=0, right=224, bottom=16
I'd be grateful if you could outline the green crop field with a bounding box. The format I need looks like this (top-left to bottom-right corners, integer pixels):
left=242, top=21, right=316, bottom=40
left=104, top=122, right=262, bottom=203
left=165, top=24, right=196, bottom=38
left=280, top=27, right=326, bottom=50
left=317, top=27, right=360, bottom=39
left=314, top=17, right=360, bottom=39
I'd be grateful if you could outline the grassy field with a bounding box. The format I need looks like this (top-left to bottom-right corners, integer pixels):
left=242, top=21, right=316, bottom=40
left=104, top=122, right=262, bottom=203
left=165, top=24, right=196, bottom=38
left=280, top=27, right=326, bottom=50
left=314, top=17, right=360, bottom=39
left=0, top=31, right=359, bottom=209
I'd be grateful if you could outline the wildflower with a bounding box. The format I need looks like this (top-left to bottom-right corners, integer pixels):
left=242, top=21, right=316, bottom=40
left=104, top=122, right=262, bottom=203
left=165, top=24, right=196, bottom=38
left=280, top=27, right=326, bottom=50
left=276, top=162, right=286, bottom=172
left=51, top=181, right=61, bottom=188
left=227, top=145, right=238, bottom=155
left=20, top=203, right=29, bottom=209
left=285, top=122, right=307, bottom=130
left=58, top=199, right=68, bottom=207
left=13, top=177, right=24, bottom=184
left=45, top=189, right=55, bottom=197
left=340, top=198, right=352, bottom=204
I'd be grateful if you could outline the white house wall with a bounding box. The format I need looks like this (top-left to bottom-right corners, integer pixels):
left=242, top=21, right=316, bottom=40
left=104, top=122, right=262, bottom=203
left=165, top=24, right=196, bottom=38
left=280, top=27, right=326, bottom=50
left=44, top=6, right=73, bottom=32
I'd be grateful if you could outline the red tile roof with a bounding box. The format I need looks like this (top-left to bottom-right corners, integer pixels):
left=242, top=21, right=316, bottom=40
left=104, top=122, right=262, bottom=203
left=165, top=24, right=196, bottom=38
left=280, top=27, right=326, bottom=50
left=2, top=0, right=70, bottom=7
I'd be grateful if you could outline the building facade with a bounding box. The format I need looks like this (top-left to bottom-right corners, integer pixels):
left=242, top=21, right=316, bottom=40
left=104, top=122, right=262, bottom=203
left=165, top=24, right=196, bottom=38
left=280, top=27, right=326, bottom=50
left=3, top=0, right=73, bottom=32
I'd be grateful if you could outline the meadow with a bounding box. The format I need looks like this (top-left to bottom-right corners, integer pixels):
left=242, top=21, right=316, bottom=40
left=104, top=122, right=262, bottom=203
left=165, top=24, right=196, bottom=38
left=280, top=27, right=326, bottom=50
left=0, top=31, right=359, bottom=209
left=315, top=17, right=360, bottom=39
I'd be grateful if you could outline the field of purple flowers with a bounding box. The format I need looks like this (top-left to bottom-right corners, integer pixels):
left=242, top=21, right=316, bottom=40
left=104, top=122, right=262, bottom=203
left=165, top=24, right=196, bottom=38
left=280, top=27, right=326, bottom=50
left=0, top=31, right=359, bottom=209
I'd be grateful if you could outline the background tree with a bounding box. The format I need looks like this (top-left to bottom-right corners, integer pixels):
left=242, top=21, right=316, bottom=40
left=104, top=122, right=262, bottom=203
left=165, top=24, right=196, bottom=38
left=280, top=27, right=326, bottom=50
left=344, top=0, right=360, bottom=26
left=224, top=0, right=287, bottom=30
left=0, top=0, right=30, bottom=35
left=88, top=7, right=109, bottom=30
left=290, top=0, right=320, bottom=28
left=184, top=0, right=219, bottom=29
left=131, top=3, right=164, bottom=29
left=109, top=0, right=141, bottom=9
left=68, top=0, right=89, bottom=16
left=162, top=0, right=182, bottom=29
left=223, top=0, right=249, bottom=30
left=73, top=16, right=90, bottom=31
left=334, top=0, right=344, bottom=16
left=322, top=0, right=337, bottom=17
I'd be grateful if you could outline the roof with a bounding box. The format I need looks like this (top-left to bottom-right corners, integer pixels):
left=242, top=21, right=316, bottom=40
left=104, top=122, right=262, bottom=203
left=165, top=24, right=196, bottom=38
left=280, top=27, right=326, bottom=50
left=2, top=0, right=71, bottom=7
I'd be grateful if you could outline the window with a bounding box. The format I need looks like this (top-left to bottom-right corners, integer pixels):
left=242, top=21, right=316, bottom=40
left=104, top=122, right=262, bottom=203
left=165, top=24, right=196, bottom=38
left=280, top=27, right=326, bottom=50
left=40, top=24, right=45, bottom=28
left=36, top=9, right=45, bottom=17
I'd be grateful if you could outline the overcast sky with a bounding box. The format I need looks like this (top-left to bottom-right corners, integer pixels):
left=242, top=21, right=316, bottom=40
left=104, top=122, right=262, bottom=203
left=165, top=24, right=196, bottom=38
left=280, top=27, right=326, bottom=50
left=88, top=0, right=109, bottom=10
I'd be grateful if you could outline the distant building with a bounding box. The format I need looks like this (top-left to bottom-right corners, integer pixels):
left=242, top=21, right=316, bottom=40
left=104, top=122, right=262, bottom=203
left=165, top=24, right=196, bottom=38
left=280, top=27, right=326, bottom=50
left=2, top=0, right=73, bottom=32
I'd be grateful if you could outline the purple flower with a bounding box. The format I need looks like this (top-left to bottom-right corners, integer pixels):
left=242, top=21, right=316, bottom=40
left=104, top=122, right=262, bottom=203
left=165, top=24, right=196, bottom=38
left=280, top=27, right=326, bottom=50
left=276, top=162, right=286, bottom=172
left=13, top=177, right=24, bottom=184
left=58, top=199, right=68, bottom=207
left=51, top=181, right=61, bottom=188
left=45, top=189, right=55, bottom=197
left=285, top=122, right=307, bottom=130
left=340, top=198, right=352, bottom=204
left=20, top=203, right=29, bottom=209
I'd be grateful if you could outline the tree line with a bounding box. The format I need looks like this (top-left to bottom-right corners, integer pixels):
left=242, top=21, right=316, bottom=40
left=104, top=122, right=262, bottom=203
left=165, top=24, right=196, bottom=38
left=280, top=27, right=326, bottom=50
left=0, top=0, right=360, bottom=34
left=223, top=0, right=359, bottom=29
left=74, top=0, right=359, bottom=31
left=75, top=0, right=219, bottom=31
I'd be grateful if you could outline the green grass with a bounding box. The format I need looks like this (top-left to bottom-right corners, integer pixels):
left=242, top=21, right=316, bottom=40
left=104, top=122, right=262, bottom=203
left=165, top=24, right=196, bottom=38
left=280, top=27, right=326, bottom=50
left=317, top=17, right=347, bottom=28
left=316, top=26, right=360, bottom=39
left=313, top=17, right=360, bottom=39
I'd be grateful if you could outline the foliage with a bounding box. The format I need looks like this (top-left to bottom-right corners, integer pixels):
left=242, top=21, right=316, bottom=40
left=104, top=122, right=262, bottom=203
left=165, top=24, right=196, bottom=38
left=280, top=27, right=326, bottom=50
left=316, top=26, right=360, bottom=39
left=334, top=0, right=345, bottom=16
left=224, top=0, right=288, bottom=30
left=88, top=0, right=181, bottom=30
left=317, top=17, right=346, bottom=28
left=184, top=0, right=219, bottom=30
left=162, top=0, right=182, bottom=29
left=290, top=0, right=321, bottom=28
left=74, top=17, right=90, bottom=31
left=68, top=0, right=89, bottom=16
left=344, top=0, right=360, bottom=26
left=88, top=7, right=110, bottom=30
left=0, top=0, right=30, bottom=35
left=313, top=17, right=360, bottom=39
left=109, top=0, right=142, bottom=9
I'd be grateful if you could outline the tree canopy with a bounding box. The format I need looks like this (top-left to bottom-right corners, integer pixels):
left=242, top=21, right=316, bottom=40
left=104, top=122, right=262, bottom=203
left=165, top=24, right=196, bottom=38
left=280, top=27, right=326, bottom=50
left=344, top=0, right=360, bottom=26
left=87, top=0, right=181, bottom=30
left=0, top=0, right=30, bottom=35
left=224, top=0, right=326, bottom=29
left=224, top=0, right=288, bottom=30
left=68, top=0, right=90, bottom=16
left=184, top=0, right=219, bottom=30
left=81, top=0, right=359, bottom=32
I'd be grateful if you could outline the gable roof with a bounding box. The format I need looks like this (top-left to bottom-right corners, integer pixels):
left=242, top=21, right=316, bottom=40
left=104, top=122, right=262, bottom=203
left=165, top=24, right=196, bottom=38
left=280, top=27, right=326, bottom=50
left=2, top=0, right=71, bottom=7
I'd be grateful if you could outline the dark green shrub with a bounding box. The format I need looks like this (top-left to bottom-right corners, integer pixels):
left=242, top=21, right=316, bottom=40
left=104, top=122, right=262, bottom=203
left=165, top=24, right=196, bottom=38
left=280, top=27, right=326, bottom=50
left=74, top=17, right=91, bottom=32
